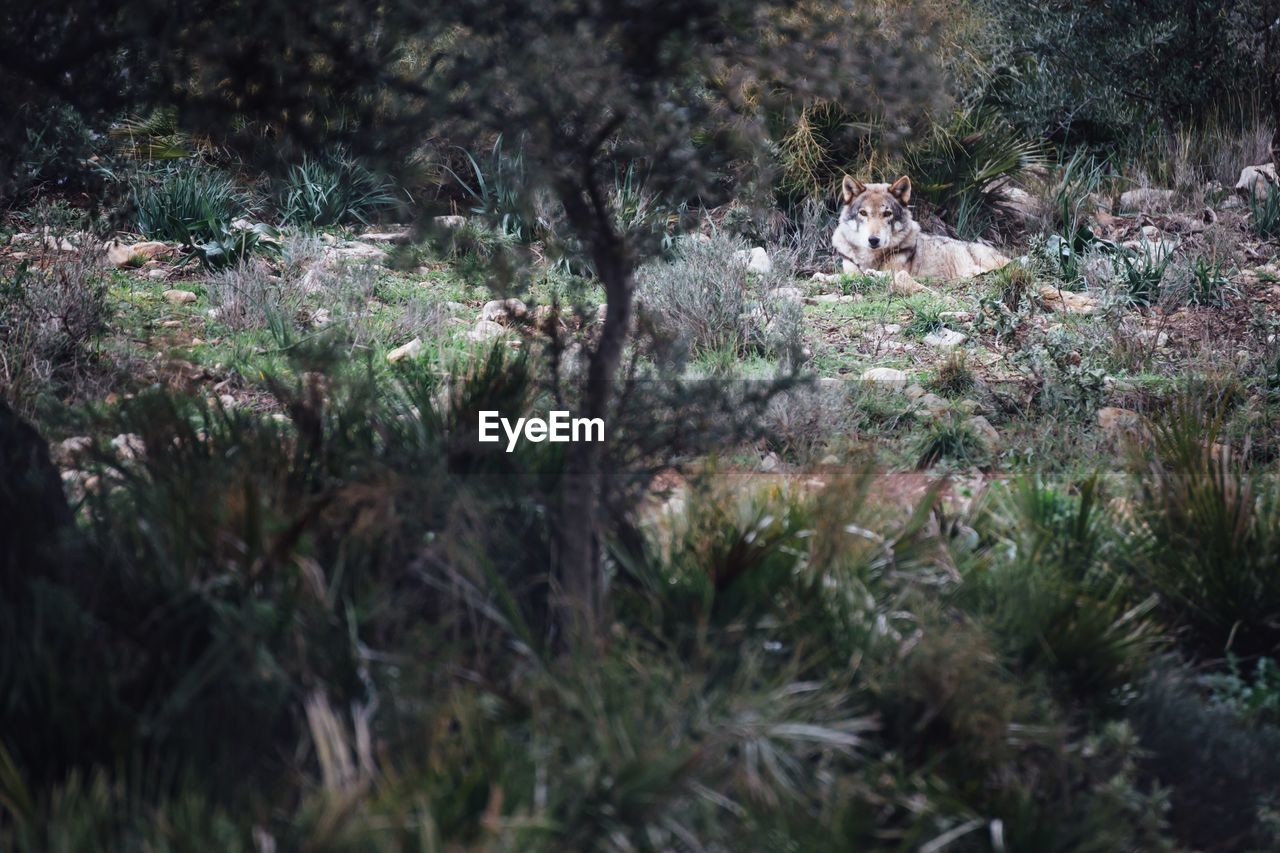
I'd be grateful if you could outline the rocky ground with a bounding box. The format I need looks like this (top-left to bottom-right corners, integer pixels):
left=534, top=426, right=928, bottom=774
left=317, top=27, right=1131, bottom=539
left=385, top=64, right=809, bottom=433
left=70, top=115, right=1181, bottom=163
left=5, top=163, right=1280, bottom=514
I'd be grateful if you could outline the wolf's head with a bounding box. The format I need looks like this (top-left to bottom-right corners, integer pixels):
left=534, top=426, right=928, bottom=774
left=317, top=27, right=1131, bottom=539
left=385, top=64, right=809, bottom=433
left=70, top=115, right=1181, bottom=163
left=835, top=175, right=913, bottom=251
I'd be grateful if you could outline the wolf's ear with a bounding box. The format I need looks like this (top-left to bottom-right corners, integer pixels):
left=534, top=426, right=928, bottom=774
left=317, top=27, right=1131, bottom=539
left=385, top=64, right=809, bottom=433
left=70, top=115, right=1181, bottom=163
left=889, top=175, right=912, bottom=204
left=841, top=175, right=865, bottom=204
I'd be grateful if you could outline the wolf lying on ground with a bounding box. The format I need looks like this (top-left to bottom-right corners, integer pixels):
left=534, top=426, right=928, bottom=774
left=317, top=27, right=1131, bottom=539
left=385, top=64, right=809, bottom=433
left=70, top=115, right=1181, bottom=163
left=832, top=175, right=1009, bottom=281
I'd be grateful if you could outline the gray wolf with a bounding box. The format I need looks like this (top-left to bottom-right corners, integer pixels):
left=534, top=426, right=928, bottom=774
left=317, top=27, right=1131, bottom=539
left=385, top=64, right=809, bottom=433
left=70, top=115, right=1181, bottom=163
left=832, top=175, right=1009, bottom=281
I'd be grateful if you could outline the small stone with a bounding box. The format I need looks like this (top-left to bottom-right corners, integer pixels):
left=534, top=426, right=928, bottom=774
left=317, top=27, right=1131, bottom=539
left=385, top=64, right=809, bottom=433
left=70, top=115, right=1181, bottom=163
left=386, top=338, right=423, bottom=363
left=163, top=289, right=198, bottom=305
left=819, top=454, right=841, bottom=466
left=923, top=328, right=967, bottom=350
left=890, top=270, right=926, bottom=296
left=51, top=436, right=93, bottom=467
left=1038, top=285, right=1098, bottom=315
left=811, top=293, right=844, bottom=304
left=773, top=286, right=804, bottom=301
left=917, top=393, right=951, bottom=418
left=218, top=394, right=238, bottom=410
left=110, top=433, right=145, bottom=462
left=357, top=228, right=413, bottom=244
left=859, top=367, right=908, bottom=389
left=147, top=268, right=167, bottom=280
left=905, top=384, right=928, bottom=401
left=434, top=215, right=467, bottom=229
left=468, top=320, right=507, bottom=343
left=1235, top=163, right=1277, bottom=200
left=733, top=246, right=772, bottom=274
left=480, top=298, right=529, bottom=324
left=966, top=415, right=1000, bottom=450
left=759, top=452, right=780, bottom=473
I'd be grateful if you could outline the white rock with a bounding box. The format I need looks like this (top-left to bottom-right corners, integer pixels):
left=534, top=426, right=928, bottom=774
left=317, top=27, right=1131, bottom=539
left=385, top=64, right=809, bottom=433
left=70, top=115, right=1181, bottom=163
left=733, top=246, right=772, bottom=275
left=923, top=328, right=967, bottom=350
left=859, top=367, right=909, bottom=389
left=163, top=289, right=198, bottom=305
left=110, top=433, right=145, bottom=462
left=1235, top=163, right=1277, bottom=199
left=759, top=452, right=780, bottom=473
left=434, top=215, right=467, bottom=229
left=357, top=228, right=413, bottom=244
left=386, top=338, right=423, bottom=363
left=468, top=320, right=507, bottom=343
left=328, top=241, right=387, bottom=262
left=916, top=393, right=951, bottom=418
left=480, top=298, right=528, bottom=324
left=773, top=286, right=804, bottom=301
left=51, top=436, right=93, bottom=467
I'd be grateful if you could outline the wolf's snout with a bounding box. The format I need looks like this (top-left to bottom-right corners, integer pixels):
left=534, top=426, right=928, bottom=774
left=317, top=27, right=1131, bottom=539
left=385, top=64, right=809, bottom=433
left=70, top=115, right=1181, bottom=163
left=868, top=236, right=881, bottom=248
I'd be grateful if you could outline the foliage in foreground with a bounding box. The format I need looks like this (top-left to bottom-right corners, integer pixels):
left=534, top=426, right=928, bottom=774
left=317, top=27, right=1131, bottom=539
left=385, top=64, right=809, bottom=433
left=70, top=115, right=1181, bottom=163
left=5, top=345, right=1280, bottom=849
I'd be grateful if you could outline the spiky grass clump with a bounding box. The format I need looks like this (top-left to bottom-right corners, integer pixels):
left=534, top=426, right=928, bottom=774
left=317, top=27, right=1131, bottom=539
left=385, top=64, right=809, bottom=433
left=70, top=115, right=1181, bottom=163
left=901, top=106, right=1048, bottom=239
left=1249, top=184, right=1280, bottom=241
left=1127, top=399, right=1280, bottom=657
left=280, top=150, right=399, bottom=228
left=132, top=164, right=252, bottom=245
left=914, top=418, right=990, bottom=468
left=930, top=352, right=976, bottom=397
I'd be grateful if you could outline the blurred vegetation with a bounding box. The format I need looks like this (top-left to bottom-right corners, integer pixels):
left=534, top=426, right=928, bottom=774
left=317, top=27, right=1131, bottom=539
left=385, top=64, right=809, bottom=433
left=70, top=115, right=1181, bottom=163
left=3, top=0, right=1280, bottom=849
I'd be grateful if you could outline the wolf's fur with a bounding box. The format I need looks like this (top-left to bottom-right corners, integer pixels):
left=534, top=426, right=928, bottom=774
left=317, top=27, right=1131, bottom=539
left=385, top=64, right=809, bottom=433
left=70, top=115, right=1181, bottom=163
left=832, top=175, right=1009, bottom=281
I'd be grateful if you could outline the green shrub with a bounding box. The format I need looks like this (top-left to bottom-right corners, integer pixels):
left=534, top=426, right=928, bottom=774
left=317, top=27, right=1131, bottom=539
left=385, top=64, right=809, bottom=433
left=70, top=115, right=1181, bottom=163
left=1250, top=184, right=1280, bottom=241
left=914, top=418, right=990, bottom=468
left=930, top=352, right=976, bottom=397
left=1128, top=400, right=1280, bottom=657
left=967, top=476, right=1158, bottom=695
left=279, top=150, right=398, bottom=227
left=1128, top=668, right=1280, bottom=852
left=901, top=107, right=1047, bottom=238
left=131, top=164, right=251, bottom=244
left=635, top=234, right=803, bottom=363
left=0, top=255, right=109, bottom=416
left=973, top=0, right=1263, bottom=153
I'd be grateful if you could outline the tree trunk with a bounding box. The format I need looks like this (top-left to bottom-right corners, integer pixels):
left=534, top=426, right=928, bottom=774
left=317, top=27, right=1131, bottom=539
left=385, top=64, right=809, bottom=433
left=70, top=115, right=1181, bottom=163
left=554, top=178, right=634, bottom=644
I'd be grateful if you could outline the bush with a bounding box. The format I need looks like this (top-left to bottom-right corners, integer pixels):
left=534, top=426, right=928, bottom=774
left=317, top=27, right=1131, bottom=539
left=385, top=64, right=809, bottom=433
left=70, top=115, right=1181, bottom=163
left=205, top=261, right=306, bottom=331
left=966, top=476, right=1158, bottom=695
left=901, top=107, right=1047, bottom=239
left=972, top=0, right=1264, bottom=153
left=636, top=235, right=803, bottom=363
left=132, top=164, right=251, bottom=245
left=279, top=150, right=398, bottom=228
left=1250, top=185, right=1280, bottom=241
left=0, top=254, right=109, bottom=416
left=1127, top=400, right=1280, bottom=657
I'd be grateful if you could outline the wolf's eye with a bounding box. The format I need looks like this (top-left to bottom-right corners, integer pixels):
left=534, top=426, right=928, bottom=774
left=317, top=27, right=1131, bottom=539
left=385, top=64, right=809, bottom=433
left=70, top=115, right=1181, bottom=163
left=858, top=209, right=868, bottom=217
